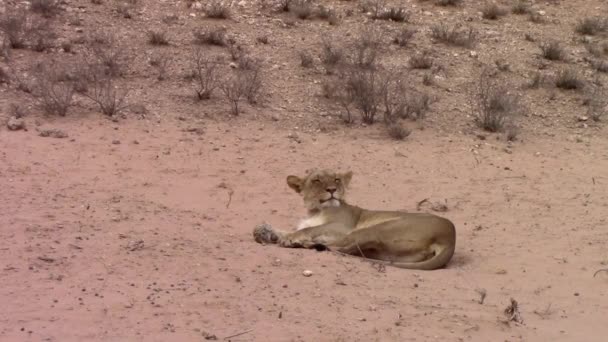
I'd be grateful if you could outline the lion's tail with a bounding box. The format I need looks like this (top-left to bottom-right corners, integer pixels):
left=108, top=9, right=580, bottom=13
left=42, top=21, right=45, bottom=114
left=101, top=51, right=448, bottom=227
left=389, top=243, right=455, bottom=271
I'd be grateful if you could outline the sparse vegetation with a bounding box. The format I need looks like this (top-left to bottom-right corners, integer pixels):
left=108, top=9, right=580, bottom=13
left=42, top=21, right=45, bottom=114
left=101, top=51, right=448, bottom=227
left=289, top=0, right=314, bottom=19
left=30, top=0, right=61, bottom=18
left=590, top=59, right=608, bottom=73
left=204, top=0, right=232, bottom=19
left=148, top=30, right=169, bottom=46
left=150, top=53, right=171, bottom=81
left=32, top=62, right=76, bottom=116
left=320, top=39, right=344, bottom=74
left=575, top=17, right=607, bottom=36
left=430, top=24, right=478, bottom=48
left=393, top=28, right=416, bottom=47
left=409, top=51, right=433, bottom=69
left=88, top=34, right=129, bottom=77
left=220, top=70, right=248, bottom=115
left=528, top=12, right=546, bottom=24
left=540, top=41, right=566, bottom=61
left=555, top=68, right=584, bottom=90
left=481, top=3, right=507, bottom=20
left=436, top=0, right=463, bottom=6
left=387, top=122, right=411, bottom=140
left=299, top=51, right=314, bottom=68
left=586, top=87, right=607, bottom=122
left=374, top=7, right=410, bottom=22
left=473, top=70, right=522, bottom=132
left=84, top=65, right=129, bottom=116
left=511, top=1, right=531, bottom=15
left=194, top=28, right=227, bottom=46
left=190, top=49, right=221, bottom=100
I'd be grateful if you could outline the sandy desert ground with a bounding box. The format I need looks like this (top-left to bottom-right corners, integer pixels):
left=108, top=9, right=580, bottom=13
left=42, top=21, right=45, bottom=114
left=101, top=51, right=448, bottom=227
left=2, top=0, right=608, bottom=341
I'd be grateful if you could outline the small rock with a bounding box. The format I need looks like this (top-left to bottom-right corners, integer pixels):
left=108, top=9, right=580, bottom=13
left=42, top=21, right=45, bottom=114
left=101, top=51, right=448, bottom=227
left=302, top=270, right=313, bottom=277
left=578, top=116, right=589, bottom=122
left=469, top=51, right=478, bottom=58
left=7, top=116, right=25, bottom=131
left=112, top=140, right=121, bottom=145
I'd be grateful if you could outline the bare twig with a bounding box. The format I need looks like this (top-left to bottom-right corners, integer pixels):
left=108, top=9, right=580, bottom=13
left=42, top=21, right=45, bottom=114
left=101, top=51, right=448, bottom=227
left=593, top=268, right=608, bottom=277
left=223, top=329, right=253, bottom=340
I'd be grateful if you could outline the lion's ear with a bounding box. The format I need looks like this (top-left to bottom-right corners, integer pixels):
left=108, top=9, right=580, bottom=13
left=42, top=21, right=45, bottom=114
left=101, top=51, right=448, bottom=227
left=286, top=175, right=303, bottom=193
left=341, top=171, right=353, bottom=187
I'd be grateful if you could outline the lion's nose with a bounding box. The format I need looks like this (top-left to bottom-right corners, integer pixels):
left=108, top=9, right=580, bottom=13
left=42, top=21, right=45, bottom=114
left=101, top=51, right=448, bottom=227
left=326, top=187, right=336, bottom=194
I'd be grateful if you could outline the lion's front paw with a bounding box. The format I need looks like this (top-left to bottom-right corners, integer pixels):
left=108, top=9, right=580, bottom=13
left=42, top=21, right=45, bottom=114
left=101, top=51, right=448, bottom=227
left=253, top=223, right=279, bottom=244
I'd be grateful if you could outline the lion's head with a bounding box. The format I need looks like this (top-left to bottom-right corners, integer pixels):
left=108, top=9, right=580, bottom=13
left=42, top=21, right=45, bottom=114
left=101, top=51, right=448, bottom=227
left=286, top=169, right=353, bottom=211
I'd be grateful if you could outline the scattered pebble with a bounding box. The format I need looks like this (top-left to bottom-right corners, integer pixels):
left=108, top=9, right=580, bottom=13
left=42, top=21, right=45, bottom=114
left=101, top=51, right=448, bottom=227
left=302, top=270, right=313, bottom=277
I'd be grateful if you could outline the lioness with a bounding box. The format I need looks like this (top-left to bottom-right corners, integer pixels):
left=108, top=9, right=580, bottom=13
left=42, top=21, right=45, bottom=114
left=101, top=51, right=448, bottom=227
left=253, top=169, right=456, bottom=270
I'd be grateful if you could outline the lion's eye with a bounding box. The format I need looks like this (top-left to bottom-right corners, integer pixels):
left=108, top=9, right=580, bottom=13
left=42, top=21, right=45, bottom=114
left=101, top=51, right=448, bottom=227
left=335, top=178, right=341, bottom=184
left=313, top=179, right=321, bottom=184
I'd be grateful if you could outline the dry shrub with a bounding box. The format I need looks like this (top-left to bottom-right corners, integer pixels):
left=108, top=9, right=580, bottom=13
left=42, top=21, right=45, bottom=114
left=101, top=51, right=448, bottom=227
left=393, top=28, right=416, bottom=47
left=320, top=39, right=344, bottom=74
left=386, top=122, right=411, bottom=140
left=148, top=30, right=169, bottom=45
left=590, top=59, right=608, bottom=73
left=404, top=92, right=433, bottom=120
left=540, top=40, right=565, bottom=61
left=0, top=9, right=52, bottom=50
left=436, top=0, right=462, bottom=6
left=88, top=34, right=129, bottom=77
left=191, top=48, right=221, bottom=100
left=481, top=3, right=507, bottom=20
left=194, top=28, right=227, bottom=46
left=299, top=50, right=314, bottom=68
left=511, top=1, right=531, bottom=14
left=116, top=0, right=139, bottom=19
left=150, top=52, right=171, bottom=81
left=409, top=51, right=433, bottom=69
left=84, top=65, right=129, bottom=116
left=473, top=69, right=523, bottom=132
left=555, top=68, right=584, bottom=90
left=586, top=86, right=607, bottom=122
left=374, top=7, right=410, bottom=22
left=205, top=0, right=232, bottom=19
left=32, top=61, right=76, bottom=116
left=528, top=12, right=546, bottom=24
left=430, top=24, right=478, bottom=48
left=350, top=26, right=382, bottom=69
left=30, top=0, right=61, bottom=18
left=219, top=60, right=264, bottom=114
left=289, top=0, right=314, bottom=19
left=576, top=17, right=607, bottom=36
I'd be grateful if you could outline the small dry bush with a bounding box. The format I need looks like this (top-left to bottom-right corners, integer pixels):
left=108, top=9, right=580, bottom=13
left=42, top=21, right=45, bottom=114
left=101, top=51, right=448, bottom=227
left=220, top=71, right=247, bottom=115
left=148, top=30, right=169, bottom=45
left=205, top=0, right=231, bottom=19
left=586, top=86, right=607, bottom=122
left=190, top=48, right=221, bottom=100
left=511, top=1, right=531, bottom=14
left=289, top=0, right=314, bottom=19
left=30, top=0, right=61, bottom=18
left=473, top=70, right=522, bottom=132
left=116, top=0, right=138, bottom=19
left=374, top=7, right=410, bottom=22
left=320, top=39, right=344, bottom=74
left=528, top=12, right=546, bottom=24
left=149, top=52, right=171, bottom=81
left=481, top=3, right=507, bottom=20
left=404, top=92, right=432, bottom=120
left=540, top=41, right=565, bottom=61
left=32, top=61, right=76, bottom=116
left=350, top=26, right=383, bottom=69
left=0, top=9, right=44, bottom=49
left=393, top=28, right=416, bottom=47
left=555, top=68, right=584, bottom=90
left=194, top=28, right=227, bottom=46
left=386, top=122, right=411, bottom=140
left=87, top=34, right=129, bottom=77
left=590, top=59, right=608, bottom=73
left=436, top=0, right=463, bottom=6
left=299, top=50, right=314, bottom=68
left=576, top=17, right=607, bottom=36
left=409, top=51, right=433, bottom=69
left=316, top=6, right=338, bottom=24
left=431, top=24, right=477, bottom=48
left=84, top=65, right=129, bottom=116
